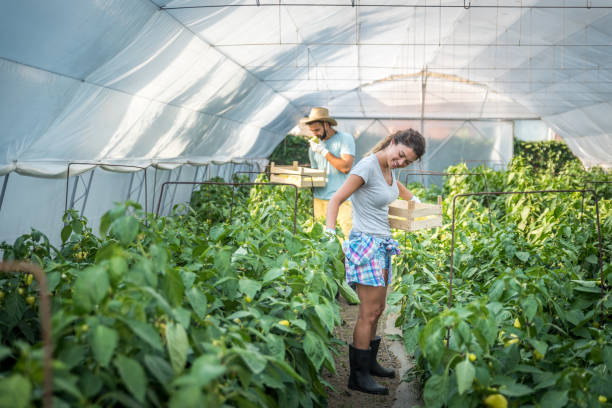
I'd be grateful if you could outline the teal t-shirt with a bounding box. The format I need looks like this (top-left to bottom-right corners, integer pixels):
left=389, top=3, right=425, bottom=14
left=308, top=130, right=356, bottom=200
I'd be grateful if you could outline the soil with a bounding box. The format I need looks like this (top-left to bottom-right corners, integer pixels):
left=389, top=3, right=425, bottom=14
left=322, top=296, right=403, bottom=408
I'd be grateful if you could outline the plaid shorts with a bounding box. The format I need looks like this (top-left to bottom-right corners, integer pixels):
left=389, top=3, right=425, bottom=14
left=343, top=231, right=400, bottom=287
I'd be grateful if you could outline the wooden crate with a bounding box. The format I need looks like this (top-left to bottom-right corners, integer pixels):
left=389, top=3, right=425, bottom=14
left=269, top=161, right=326, bottom=188
left=388, top=196, right=443, bottom=231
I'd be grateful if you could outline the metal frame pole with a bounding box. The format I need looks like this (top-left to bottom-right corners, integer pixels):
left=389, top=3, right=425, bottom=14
left=0, top=174, right=9, bottom=215
left=65, top=162, right=149, bottom=221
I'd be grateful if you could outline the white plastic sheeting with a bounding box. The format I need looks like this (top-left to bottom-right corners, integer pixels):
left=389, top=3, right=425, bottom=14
left=2, top=1, right=612, bottom=246
left=0, top=1, right=300, bottom=177
left=3, top=1, right=612, bottom=171
left=0, top=159, right=265, bottom=246
left=149, top=0, right=611, bottom=168
left=323, top=118, right=513, bottom=186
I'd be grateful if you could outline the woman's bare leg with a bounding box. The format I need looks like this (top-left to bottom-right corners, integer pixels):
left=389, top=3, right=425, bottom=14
left=368, top=269, right=389, bottom=340
left=353, top=272, right=388, bottom=349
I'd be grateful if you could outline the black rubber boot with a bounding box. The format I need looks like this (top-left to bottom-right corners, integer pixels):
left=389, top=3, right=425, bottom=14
left=348, top=344, right=389, bottom=395
left=369, top=336, right=396, bottom=378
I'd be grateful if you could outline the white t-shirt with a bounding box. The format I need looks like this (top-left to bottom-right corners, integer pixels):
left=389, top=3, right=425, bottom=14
left=349, top=154, right=399, bottom=237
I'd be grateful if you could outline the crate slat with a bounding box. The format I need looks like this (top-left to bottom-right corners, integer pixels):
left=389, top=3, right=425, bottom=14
left=269, top=162, right=326, bottom=188
left=389, top=216, right=443, bottom=231
left=388, top=203, right=442, bottom=218
left=388, top=196, right=443, bottom=231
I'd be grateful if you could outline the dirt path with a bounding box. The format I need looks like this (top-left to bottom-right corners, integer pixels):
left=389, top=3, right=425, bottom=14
left=323, top=296, right=407, bottom=408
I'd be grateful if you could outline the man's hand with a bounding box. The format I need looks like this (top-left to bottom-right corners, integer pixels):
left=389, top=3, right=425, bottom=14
left=410, top=195, right=422, bottom=203
left=309, top=140, right=329, bottom=157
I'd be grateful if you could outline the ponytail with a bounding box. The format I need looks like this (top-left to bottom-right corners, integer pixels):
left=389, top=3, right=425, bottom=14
left=366, top=128, right=426, bottom=159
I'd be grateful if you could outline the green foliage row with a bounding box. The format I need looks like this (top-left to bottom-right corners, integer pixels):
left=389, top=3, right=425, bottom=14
left=513, top=139, right=581, bottom=173
left=393, top=158, right=612, bottom=408
left=0, top=180, right=350, bottom=407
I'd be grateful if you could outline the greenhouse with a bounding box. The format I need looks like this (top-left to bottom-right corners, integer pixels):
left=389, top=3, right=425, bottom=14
left=0, top=1, right=611, bottom=407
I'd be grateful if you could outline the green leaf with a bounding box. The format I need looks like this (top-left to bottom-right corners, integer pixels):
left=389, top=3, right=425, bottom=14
left=0, top=374, right=31, bottom=408
left=114, top=355, right=146, bottom=403
left=110, top=215, right=139, bottom=245
left=121, top=318, right=163, bottom=351
left=100, top=211, right=113, bottom=236
left=263, top=268, right=284, bottom=283
left=338, top=280, right=360, bottom=304
left=108, top=256, right=128, bottom=285
left=127, top=258, right=152, bottom=287
left=46, top=271, right=61, bottom=292
left=386, top=291, right=403, bottom=305
left=266, top=356, right=306, bottom=384
left=265, top=334, right=285, bottom=361
left=419, top=317, right=444, bottom=369
left=166, top=321, right=188, bottom=375
left=139, top=287, right=175, bottom=318
left=79, top=371, right=103, bottom=398
left=455, top=359, right=475, bottom=395
left=53, top=375, right=83, bottom=400
left=186, top=288, right=208, bottom=320
left=173, top=355, right=226, bottom=388
left=173, top=307, right=191, bottom=330
left=456, top=320, right=472, bottom=345
left=144, top=354, right=174, bottom=387
left=520, top=206, right=530, bottom=222
left=540, top=390, right=568, bottom=408
left=521, top=295, right=538, bottom=321
left=515, top=252, right=530, bottom=262
left=0, top=346, right=12, bottom=362
left=497, top=381, right=533, bottom=397
left=585, top=254, right=598, bottom=264
left=169, top=386, right=202, bottom=408
left=602, top=346, right=612, bottom=372
left=95, top=242, right=125, bottom=263
left=402, top=324, right=421, bottom=355
left=162, top=268, right=185, bottom=308
left=73, top=265, right=109, bottom=313
left=527, top=338, right=547, bottom=356
left=314, top=303, right=335, bottom=333
left=239, top=278, right=262, bottom=299
left=58, top=345, right=87, bottom=370
left=150, top=244, right=168, bottom=272
left=61, top=224, right=72, bottom=244
left=423, top=374, right=448, bottom=408
left=304, top=332, right=326, bottom=370
left=90, top=325, right=118, bottom=367
left=180, top=270, right=196, bottom=289
left=565, top=309, right=584, bottom=326
left=237, top=348, right=268, bottom=375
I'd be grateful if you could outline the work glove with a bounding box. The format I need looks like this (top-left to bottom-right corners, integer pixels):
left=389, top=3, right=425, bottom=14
left=410, top=195, right=422, bottom=203
left=324, top=227, right=337, bottom=238
left=309, top=140, right=329, bottom=157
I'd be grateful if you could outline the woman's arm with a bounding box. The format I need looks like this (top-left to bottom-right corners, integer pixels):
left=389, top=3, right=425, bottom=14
left=326, top=174, right=364, bottom=230
left=396, top=180, right=416, bottom=201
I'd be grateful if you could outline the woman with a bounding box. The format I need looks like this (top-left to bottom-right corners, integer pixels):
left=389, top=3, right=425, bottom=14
left=326, top=129, right=426, bottom=395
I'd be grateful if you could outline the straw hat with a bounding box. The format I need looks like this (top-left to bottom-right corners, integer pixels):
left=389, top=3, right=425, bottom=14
left=304, top=107, right=337, bottom=126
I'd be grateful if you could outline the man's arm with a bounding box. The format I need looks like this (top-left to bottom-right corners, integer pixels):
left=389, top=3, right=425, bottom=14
left=324, top=152, right=354, bottom=174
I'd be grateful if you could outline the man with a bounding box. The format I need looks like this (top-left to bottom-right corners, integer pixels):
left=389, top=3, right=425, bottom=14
left=305, top=107, right=355, bottom=238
